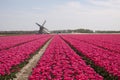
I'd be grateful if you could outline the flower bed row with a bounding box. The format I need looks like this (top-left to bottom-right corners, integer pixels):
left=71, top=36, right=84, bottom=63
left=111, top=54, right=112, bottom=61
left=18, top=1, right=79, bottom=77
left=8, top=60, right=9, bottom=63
left=61, top=35, right=120, bottom=78
left=29, top=35, right=103, bottom=80
left=0, top=35, right=52, bottom=79
left=0, top=34, right=49, bottom=51
left=64, top=34, right=120, bottom=53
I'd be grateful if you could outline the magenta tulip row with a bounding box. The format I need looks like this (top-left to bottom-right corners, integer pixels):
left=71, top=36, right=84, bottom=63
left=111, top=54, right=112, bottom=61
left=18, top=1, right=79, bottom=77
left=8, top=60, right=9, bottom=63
left=29, top=35, right=103, bottom=80
left=0, top=34, right=48, bottom=51
left=64, top=34, right=120, bottom=45
left=61, top=35, right=120, bottom=78
left=0, top=35, right=51, bottom=76
left=64, top=34, right=120, bottom=53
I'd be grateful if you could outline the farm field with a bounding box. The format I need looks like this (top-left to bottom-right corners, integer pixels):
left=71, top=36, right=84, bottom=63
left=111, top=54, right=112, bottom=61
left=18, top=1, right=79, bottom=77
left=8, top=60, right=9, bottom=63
left=0, top=34, right=120, bottom=80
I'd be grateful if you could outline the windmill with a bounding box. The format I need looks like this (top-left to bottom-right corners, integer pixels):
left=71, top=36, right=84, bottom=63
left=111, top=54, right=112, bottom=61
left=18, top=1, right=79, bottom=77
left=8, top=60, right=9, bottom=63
left=36, top=20, right=50, bottom=34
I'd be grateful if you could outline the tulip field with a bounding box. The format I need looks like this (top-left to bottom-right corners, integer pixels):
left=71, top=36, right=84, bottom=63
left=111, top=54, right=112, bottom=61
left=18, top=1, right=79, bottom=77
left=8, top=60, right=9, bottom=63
left=0, top=34, right=52, bottom=79
left=0, top=34, right=120, bottom=80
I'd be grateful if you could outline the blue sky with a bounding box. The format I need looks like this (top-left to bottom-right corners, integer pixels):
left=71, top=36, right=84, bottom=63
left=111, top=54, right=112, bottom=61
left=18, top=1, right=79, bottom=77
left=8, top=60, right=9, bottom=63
left=0, top=0, right=120, bottom=31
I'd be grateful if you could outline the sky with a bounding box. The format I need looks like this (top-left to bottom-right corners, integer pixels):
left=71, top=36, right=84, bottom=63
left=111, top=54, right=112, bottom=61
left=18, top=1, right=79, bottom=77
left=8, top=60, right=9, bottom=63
left=0, top=0, right=120, bottom=31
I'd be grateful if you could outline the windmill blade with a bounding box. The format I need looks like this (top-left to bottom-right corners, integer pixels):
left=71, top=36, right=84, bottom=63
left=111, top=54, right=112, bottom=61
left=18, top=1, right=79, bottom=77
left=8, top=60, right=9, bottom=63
left=43, top=28, right=50, bottom=33
left=36, top=23, right=42, bottom=27
left=43, top=27, right=48, bottom=31
left=42, top=20, right=46, bottom=26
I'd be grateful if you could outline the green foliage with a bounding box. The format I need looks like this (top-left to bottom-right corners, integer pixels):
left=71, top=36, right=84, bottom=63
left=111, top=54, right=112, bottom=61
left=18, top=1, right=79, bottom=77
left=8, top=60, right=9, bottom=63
left=73, top=29, right=93, bottom=33
left=51, top=28, right=94, bottom=33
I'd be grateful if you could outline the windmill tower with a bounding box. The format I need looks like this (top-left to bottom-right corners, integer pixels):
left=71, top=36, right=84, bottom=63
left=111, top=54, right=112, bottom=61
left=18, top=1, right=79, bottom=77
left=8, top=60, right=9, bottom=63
left=36, top=20, right=50, bottom=34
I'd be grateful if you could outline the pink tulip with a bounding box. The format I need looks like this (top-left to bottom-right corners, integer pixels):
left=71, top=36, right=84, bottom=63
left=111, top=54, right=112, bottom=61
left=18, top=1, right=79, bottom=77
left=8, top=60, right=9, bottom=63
left=29, top=35, right=103, bottom=80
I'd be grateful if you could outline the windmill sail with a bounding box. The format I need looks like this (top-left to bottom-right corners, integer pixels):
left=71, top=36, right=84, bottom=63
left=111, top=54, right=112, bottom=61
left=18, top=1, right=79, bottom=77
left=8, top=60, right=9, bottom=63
left=42, top=20, right=46, bottom=26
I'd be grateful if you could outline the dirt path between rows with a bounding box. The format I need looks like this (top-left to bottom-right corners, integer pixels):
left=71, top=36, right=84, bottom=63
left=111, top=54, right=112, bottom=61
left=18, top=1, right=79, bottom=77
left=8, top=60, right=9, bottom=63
left=13, top=38, right=52, bottom=80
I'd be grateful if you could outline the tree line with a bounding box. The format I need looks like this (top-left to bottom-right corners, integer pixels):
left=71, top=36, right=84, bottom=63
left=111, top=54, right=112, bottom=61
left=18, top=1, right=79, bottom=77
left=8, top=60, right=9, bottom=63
left=0, top=29, right=120, bottom=34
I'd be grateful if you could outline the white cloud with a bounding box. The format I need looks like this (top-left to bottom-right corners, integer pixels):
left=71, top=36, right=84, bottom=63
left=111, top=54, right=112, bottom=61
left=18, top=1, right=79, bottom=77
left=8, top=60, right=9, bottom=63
left=65, top=1, right=81, bottom=9
left=89, top=0, right=120, bottom=9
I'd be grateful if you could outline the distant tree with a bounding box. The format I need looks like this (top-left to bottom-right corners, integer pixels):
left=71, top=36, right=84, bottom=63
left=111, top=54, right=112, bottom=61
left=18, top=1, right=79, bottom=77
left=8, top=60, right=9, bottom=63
left=95, top=30, right=120, bottom=33
left=73, top=29, right=93, bottom=33
left=51, top=28, right=94, bottom=33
